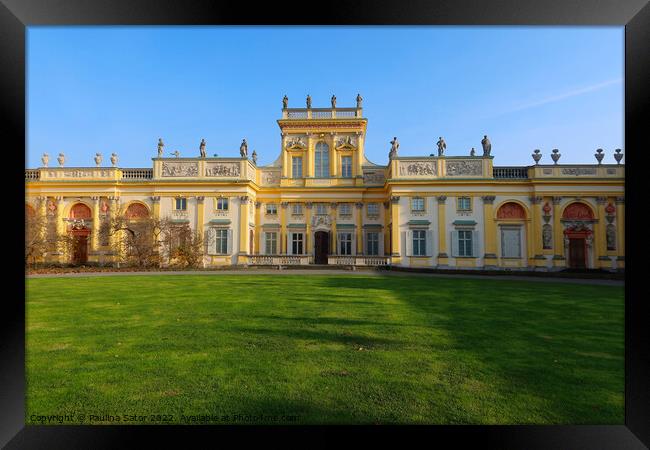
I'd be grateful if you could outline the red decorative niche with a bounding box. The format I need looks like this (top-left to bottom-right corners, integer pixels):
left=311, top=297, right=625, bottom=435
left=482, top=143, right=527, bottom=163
left=125, top=203, right=149, bottom=219
left=497, top=202, right=526, bottom=219
left=69, top=203, right=92, bottom=220
left=562, top=202, right=594, bottom=220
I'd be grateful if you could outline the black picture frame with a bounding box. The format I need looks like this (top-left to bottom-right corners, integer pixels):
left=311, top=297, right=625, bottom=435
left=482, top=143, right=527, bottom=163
left=4, top=0, right=649, bottom=448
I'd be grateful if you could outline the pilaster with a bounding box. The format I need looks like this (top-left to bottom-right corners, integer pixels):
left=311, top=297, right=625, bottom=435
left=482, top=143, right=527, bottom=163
left=355, top=202, right=363, bottom=254
left=239, top=196, right=250, bottom=263
left=305, top=202, right=313, bottom=255
left=254, top=201, right=261, bottom=254
left=436, top=196, right=448, bottom=266
left=91, top=196, right=100, bottom=251
left=330, top=202, right=338, bottom=254
left=595, top=196, right=608, bottom=268
left=390, top=196, right=401, bottom=264
left=280, top=202, right=288, bottom=254
left=552, top=196, right=566, bottom=268
left=529, top=196, right=543, bottom=267
left=481, top=195, right=497, bottom=267
left=615, top=197, right=625, bottom=269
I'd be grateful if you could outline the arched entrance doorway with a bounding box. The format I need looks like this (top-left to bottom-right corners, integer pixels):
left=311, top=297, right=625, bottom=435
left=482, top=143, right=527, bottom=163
left=562, top=202, right=595, bottom=269
left=69, top=203, right=92, bottom=265
left=314, top=231, right=329, bottom=264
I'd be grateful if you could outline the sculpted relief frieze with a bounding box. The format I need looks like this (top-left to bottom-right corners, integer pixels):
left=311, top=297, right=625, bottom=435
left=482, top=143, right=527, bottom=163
left=398, top=161, right=437, bottom=177
left=262, top=171, right=280, bottom=185
left=445, top=160, right=483, bottom=176
left=204, top=162, right=240, bottom=177
left=161, top=162, right=199, bottom=177
left=363, top=170, right=386, bottom=184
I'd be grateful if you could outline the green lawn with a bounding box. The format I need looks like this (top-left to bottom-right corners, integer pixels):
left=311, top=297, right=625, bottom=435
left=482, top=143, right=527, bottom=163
left=26, top=274, right=624, bottom=425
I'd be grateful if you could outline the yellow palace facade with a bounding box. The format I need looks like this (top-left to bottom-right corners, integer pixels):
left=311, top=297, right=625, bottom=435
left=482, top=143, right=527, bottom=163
left=25, top=99, right=625, bottom=271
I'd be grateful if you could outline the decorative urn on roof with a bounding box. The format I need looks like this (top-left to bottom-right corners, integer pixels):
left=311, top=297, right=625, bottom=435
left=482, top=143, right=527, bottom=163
left=551, top=148, right=561, bottom=165
left=614, top=148, right=623, bottom=165
left=531, top=149, right=542, bottom=165
left=594, top=148, right=604, bottom=165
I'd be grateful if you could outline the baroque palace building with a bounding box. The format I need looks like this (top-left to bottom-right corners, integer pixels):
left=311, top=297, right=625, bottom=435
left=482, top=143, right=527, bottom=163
left=25, top=96, right=625, bottom=271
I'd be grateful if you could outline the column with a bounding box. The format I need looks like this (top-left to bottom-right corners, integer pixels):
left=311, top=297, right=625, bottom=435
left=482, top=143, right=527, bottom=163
left=281, top=134, right=288, bottom=178
left=305, top=202, right=313, bottom=256
left=481, top=195, right=497, bottom=268
left=330, top=202, right=338, bottom=254
left=55, top=196, right=65, bottom=261
left=354, top=132, right=364, bottom=178
left=436, top=196, right=448, bottom=267
left=239, top=196, right=250, bottom=263
left=109, top=196, right=121, bottom=261
left=329, top=134, right=338, bottom=177
left=38, top=196, right=47, bottom=248
left=306, top=133, right=315, bottom=178
left=529, top=196, right=544, bottom=268
left=383, top=201, right=390, bottom=256
left=254, top=201, right=261, bottom=254
left=615, top=197, right=625, bottom=269
left=526, top=196, right=546, bottom=268
left=390, top=196, right=400, bottom=264
left=552, top=196, right=565, bottom=268
left=355, top=202, right=363, bottom=255
left=280, top=202, right=288, bottom=254
left=150, top=196, right=161, bottom=252
left=91, top=196, right=100, bottom=253
left=595, top=196, right=608, bottom=269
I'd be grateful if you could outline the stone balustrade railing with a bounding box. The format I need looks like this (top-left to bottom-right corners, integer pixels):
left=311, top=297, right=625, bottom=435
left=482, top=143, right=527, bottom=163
left=281, top=107, right=363, bottom=120
left=122, top=168, right=153, bottom=180
left=493, top=167, right=529, bottom=179
left=327, top=255, right=391, bottom=266
left=249, top=255, right=312, bottom=265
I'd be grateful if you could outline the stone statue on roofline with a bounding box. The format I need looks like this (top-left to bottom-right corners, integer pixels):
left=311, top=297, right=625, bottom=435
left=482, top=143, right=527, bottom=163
left=252, top=150, right=258, bottom=165
left=389, top=137, right=399, bottom=159
left=356, top=93, right=363, bottom=108
left=199, top=139, right=206, bottom=158
left=436, top=137, right=446, bottom=156
left=282, top=95, right=288, bottom=109
left=306, top=95, right=312, bottom=109
left=481, top=135, right=491, bottom=156
left=157, top=138, right=165, bottom=157
left=331, top=94, right=337, bottom=108
left=240, top=139, right=248, bottom=158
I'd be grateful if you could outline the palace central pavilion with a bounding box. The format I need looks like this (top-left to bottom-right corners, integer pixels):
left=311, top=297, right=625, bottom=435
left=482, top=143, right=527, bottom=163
left=25, top=97, right=625, bottom=271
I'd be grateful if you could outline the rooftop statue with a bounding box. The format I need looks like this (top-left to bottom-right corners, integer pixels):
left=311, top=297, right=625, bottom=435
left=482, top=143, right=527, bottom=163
left=436, top=137, right=446, bottom=156
left=282, top=95, right=288, bottom=109
left=481, top=135, right=491, bottom=156
left=199, top=138, right=206, bottom=158
left=306, top=95, right=312, bottom=109
left=389, top=137, right=399, bottom=159
left=157, top=138, right=165, bottom=157
left=111, top=153, right=118, bottom=167
left=94, top=153, right=102, bottom=167
left=331, top=94, right=337, bottom=108
left=240, top=139, right=248, bottom=158
left=171, top=150, right=180, bottom=158
left=41, top=153, right=49, bottom=167
left=470, top=147, right=476, bottom=156
left=252, top=150, right=258, bottom=165
left=57, top=153, right=65, bottom=167
left=356, top=93, right=363, bottom=108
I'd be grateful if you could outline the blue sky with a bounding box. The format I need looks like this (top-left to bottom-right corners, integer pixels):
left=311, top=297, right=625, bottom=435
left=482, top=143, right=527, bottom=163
left=26, top=26, right=624, bottom=168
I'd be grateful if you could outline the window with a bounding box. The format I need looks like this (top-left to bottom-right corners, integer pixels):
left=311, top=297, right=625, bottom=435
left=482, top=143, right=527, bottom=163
left=339, top=203, right=351, bottom=216
left=266, top=204, right=277, bottom=215
left=412, top=230, right=426, bottom=256
left=457, top=197, right=471, bottom=211
left=292, top=157, right=303, bottom=178
left=292, top=233, right=304, bottom=255
left=339, top=232, right=353, bottom=255
left=366, top=232, right=379, bottom=256
left=341, top=156, right=352, bottom=178
left=265, top=232, right=277, bottom=254
left=175, top=197, right=187, bottom=210
left=216, top=197, right=229, bottom=211
left=367, top=203, right=379, bottom=217
left=411, top=197, right=425, bottom=212
left=215, top=228, right=228, bottom=254
left=292, top=203, right=303, bottom=215
left=458, top=230, right=473, bottom=256
left=315, top=142, right=330, bottom=178
left=316, top=203, right=327, bottom=215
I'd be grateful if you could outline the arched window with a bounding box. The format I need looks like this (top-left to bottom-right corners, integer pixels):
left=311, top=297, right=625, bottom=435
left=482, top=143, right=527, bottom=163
left=125, top=203, right=150, bottom=219
left=314, top=142, right=330, bottom=178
